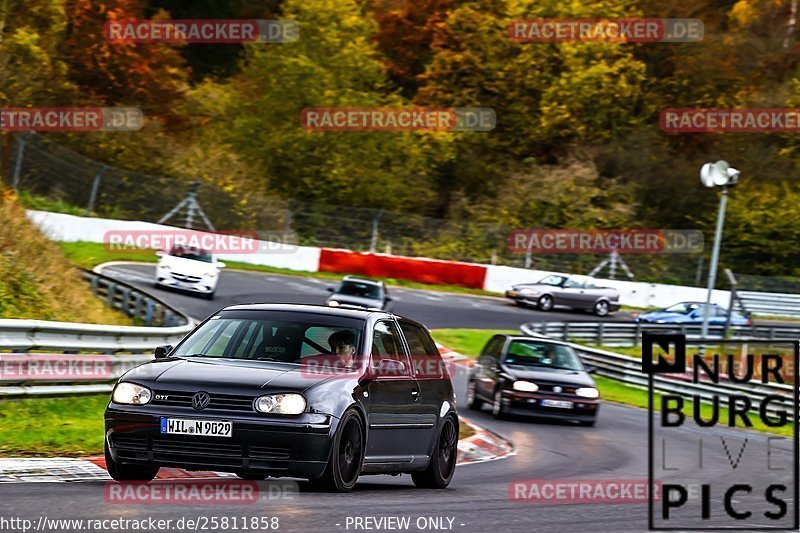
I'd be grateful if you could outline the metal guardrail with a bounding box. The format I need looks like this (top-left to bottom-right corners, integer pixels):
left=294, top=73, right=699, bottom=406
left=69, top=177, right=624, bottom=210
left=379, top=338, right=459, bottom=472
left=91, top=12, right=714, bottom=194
left=739, top=291, right=800, bottom=319
left=0, top=271, right=195, bottom=397
left=519, top=324, right=795, bottom=417
left=520, top=321, right=800, bottom=347
left=82, top=269, right=190, bottom=327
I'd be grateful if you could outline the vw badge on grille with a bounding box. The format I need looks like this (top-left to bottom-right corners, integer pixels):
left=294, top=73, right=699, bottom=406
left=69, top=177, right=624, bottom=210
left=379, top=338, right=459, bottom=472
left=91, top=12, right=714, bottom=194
left=192, top=391, right=211, bottom=410
left=553, top=386, right=562, bottom=393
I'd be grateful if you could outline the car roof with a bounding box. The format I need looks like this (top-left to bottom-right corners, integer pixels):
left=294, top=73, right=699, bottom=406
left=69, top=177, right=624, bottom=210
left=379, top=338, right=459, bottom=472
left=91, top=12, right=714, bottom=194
left=342, top=276, right=382, bottom=286
left=219, top=302, right=419, bottom=324
left=503, top=334, right=573, bottom=347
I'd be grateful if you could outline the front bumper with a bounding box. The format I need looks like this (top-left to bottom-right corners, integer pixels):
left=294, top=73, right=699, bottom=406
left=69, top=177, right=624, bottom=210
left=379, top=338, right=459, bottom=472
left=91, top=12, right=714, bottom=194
left=497, top=390, right=599, bottom=421
left=156, top=272, right=217, bottom=294
left=105, top=405, right=335, bottom=479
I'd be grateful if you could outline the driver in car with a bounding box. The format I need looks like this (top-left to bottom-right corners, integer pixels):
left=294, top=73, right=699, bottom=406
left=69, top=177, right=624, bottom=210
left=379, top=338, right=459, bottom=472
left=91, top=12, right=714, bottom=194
left=300, top=329, right=358, bottom=376
left=328, top=329, right=356, bottom=368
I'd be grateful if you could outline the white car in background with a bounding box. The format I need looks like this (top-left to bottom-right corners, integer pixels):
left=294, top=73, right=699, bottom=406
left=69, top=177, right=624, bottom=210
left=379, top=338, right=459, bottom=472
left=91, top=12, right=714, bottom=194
left=154, top=245, right=225, bottom=299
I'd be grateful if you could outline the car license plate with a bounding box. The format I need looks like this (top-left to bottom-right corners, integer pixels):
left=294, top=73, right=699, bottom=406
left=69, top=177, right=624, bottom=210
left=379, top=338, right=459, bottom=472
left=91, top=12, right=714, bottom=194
left=160, top=417, right=232, bottom=437
left=507, top=291, right=518, bottom=297
left=541, top=399, right=574, bottom=409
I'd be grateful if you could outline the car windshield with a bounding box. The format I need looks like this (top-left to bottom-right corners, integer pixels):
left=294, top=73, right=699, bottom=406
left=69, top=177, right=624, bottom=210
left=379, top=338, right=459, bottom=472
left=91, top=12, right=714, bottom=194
left=664, top=303, right=701, bottom=315
left=537, top=275, right=566, bottom=287
left=337, top=280, right=381, bottom=299
left=173, top=313, right=363, bottom=364
left=169, top=246, right=213, bottom=263
left=503, top=340, right=583, bottom=371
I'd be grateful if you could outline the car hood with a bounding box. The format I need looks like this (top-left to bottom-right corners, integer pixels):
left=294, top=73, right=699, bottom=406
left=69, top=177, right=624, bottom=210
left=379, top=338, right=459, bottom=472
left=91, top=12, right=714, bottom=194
left=121, top=357, right=343, bottom=394
left=326, top=294, right=381, bottom=309
left=501, top=363, right=595, bottom=387
left=160, top=255, right=218, bottom=276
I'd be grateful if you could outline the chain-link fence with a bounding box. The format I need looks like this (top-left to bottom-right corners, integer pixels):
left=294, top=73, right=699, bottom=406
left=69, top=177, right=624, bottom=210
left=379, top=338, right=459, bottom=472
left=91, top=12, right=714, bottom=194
left=3, top=132, right=708, bottom=285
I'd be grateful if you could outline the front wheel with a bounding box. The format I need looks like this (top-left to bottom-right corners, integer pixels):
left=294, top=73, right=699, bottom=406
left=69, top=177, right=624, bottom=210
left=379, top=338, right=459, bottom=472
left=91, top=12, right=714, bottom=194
left=309, top=409, right=364, bottom=492
left=105, top=441, right=159, bottom=481
left=593, top=300, right=610, bottom=317
left=466, top=381, right=484, bottom=411
left=412, top=417, right=458, bottom=489
left=537, top=294, right=554, bottom=312
left=492, top=390, right=507, bottom=420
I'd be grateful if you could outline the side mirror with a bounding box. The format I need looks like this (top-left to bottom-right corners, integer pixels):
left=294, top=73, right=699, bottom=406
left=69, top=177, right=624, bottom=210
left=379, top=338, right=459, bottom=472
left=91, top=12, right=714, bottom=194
left=385, top=296, right=393, bottom=302
left=585, top=365, right=598, bottom=374
left=154, top=345, right=173, bottom=359
left=216, top=261, right=226, bottom=269
left=326, top=287, right=335, bottom=293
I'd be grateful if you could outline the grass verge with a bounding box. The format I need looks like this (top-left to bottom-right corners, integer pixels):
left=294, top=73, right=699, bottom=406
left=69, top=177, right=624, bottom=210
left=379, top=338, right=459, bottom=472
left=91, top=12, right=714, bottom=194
left=0, top=394, right=108, bottom=456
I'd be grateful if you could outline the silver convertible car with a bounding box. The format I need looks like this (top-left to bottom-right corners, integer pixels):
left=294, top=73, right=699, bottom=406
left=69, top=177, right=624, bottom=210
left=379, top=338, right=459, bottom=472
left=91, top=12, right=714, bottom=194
left=505, top=274, right=620, bottom=317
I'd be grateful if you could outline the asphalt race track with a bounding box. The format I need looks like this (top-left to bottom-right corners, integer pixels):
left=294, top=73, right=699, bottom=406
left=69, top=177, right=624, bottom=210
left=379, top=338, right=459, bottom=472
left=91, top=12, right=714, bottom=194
left=0, top=264, right=792, bottom=533
left=98, top=263, right=636, bottom=328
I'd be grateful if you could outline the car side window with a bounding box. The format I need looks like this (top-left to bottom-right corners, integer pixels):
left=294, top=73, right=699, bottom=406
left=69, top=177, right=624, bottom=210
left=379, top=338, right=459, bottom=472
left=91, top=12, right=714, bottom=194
left=563, top=279, right=582, bottom=288
left=399, top=322, right=441, bottom=378
left=371, top=321, right=408, bottom=371
left=481, top=335, right=505, bottom=357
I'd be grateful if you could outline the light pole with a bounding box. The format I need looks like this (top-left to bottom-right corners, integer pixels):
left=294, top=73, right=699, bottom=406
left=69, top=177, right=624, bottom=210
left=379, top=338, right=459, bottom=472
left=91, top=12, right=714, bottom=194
left=699, top=161, right=740, bottom=338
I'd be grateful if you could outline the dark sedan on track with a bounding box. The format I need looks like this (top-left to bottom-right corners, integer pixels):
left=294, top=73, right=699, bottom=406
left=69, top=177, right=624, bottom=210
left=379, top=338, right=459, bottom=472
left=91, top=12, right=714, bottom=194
left=105, top=304, right=458, bottom=492
left=467, top=334, right=600, bottom=426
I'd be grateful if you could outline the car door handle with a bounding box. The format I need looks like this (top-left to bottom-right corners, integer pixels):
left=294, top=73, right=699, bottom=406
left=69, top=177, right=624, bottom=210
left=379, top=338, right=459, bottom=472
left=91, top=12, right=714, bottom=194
left=411, top=389, right=420, bottom=399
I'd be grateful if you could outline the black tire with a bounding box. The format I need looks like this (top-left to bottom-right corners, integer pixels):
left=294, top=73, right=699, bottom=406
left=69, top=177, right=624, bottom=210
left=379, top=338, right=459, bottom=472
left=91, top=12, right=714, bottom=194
left=309, top=409, right=364, bottom=492
left=593, top=300, right=610, bottom=317
left=491, top=389, right=507, bottom=420
left=412, top=416, right=458, bottom=489
left=578, top=419, right=597, bottom=427
left=104, top=441, right=159, bottom=482
left=236, top=472, right=268, bottom=480
left=466, top=381, right=484, bottom=411
left=537, top=294, right=554, bottom=312
left=204, top=291, right=215, bottom=300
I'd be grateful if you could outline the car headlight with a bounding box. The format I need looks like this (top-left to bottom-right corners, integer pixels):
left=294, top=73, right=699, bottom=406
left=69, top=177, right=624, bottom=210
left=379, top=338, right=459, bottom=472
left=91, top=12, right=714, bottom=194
left=112, top=382, right=152, bottom=405
left=512, top=380, right=539, bottom=392
left=254, top=393, right=306, bottom=415
left=158, top=263, right=171, bottom=271
left=328, top=300, right=340, bottom=307
left=202, top=272, right=218, bottom=279
left=575, top=387, right=600, bottom=399
left=519, top=288, right=538, bottom=296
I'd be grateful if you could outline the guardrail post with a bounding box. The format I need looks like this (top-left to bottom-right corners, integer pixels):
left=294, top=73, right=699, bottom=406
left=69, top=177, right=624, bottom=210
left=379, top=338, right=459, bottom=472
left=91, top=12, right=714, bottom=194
left=106, top=282, right=117, bottom=307
left=634, top=321, right=642, bottom=347
left=144, top=300, right=155, bottom=326
left=598, top=323, right=605, bottom=345
left=90, top=276, right=99, bottom=295
left=132, top=293, right=142, bottom=319
left=119, top=287, right=131, bottom=316
left=563, top=322, right=570, bottom=342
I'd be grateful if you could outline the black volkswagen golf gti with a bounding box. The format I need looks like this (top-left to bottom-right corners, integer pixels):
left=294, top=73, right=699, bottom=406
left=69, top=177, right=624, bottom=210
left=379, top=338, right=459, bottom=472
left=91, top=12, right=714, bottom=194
left=467, top=334, right=600, bottom=425
left=105, top=304, right=458, bottom=492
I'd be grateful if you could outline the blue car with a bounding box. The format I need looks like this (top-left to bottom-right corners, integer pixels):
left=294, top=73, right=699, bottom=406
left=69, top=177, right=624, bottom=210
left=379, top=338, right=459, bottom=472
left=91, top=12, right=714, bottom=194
left=636, top=302, right=750, bottom=326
